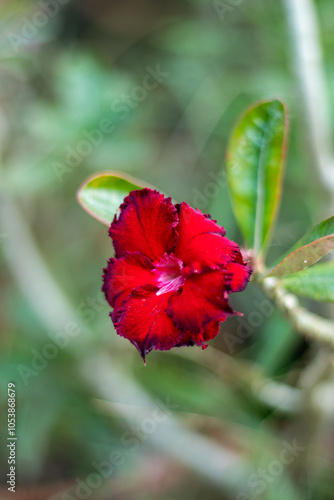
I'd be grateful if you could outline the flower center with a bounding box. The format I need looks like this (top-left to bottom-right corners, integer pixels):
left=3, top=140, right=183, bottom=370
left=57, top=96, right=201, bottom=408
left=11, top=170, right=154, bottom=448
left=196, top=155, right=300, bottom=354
left=153, top=254, right=185, bottom=296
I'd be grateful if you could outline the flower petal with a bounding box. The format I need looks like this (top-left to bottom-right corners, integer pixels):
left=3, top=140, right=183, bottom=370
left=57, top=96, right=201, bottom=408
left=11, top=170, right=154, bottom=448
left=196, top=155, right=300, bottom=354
left=114, top=287, right=184, bottom=360
left=167, top=271, right=236, bottom=333
left=174, top=202, right=239, bottom=271
left=102, top=252, right=156, bottom=311
left=225, top=259, right=253, bottom=292
left=109, top=189, right=178, bottom=261
left=176, top=321, right=220, bottom=347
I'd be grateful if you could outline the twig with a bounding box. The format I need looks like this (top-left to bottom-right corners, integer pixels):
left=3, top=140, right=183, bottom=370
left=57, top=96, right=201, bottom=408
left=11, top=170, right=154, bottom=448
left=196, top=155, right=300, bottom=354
left=261, top=277, right=334, bottom=348
left=298, top=347, right=334, bottom=391
left=172, top=346, right=303, bottom=414
left=0, top=194, right=81, bottom=334
left=80, top=354, right=248, bottom=491
left=282, top=0, right=334, bottom=210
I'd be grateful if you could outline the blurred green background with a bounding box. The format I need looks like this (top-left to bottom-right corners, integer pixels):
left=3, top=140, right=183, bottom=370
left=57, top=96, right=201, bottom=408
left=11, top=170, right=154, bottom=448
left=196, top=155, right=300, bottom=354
left=1, top=0, right=334, bottom=499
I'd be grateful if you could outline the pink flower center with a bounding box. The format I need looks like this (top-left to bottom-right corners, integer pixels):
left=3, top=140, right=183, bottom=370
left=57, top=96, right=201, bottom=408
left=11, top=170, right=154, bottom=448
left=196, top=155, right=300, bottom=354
left=153, top=254, right=185, bottom=296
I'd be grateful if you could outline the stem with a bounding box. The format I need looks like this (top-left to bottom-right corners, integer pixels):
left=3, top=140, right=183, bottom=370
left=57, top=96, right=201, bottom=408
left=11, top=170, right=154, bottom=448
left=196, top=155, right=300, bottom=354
left=80, top=354, right=248, bottom=491
left=173, top=346, right=303, bottom=414
left=260, top=276, right=334, bottom=348
left=282, top=0, right=334, bottom=326
left=282, top=0, right=334, bottom=210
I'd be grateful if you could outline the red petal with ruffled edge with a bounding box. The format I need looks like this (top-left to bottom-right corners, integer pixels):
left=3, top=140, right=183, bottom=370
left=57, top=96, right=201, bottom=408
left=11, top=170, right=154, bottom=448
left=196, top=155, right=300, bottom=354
left=167, top=271, right=236, bottom=334
left=103, top=189, right=253, bottom=360
left=102, top=252, right=157, bottom=312
left=109, top=189, right=178, bottom=261
left=176, top=321, right=220, bottom=348
left=114, top=286, right=184, bottom=360
left=225, top=261, right=252, bottom=292
left=174, top=202, right=239, bottom=271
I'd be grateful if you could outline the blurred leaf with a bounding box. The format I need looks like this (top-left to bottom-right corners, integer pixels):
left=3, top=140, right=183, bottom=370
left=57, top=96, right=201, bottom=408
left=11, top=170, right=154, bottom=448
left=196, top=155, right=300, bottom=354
left=280, top=262, right=334, bottom=302
left=265, top=215, right=334, bottom=277
left=77, top=171, right=150, bottom=225
left=255, top=312, right=299, bottom=376
left=18, top=375, right=65, bottom=477
left=136, top=354, right=263, bottom=425
left=226, top=99, right=287, bottom=252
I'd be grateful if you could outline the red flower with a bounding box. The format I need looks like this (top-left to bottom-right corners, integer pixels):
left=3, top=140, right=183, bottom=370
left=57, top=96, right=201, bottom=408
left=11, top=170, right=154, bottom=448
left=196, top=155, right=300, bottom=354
left=102, top=189, right=252, bottom=360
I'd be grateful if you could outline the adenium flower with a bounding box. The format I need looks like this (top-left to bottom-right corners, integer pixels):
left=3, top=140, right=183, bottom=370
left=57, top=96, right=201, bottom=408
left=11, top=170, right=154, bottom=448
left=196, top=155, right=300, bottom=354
left=102, top=188, right=252, bottom=360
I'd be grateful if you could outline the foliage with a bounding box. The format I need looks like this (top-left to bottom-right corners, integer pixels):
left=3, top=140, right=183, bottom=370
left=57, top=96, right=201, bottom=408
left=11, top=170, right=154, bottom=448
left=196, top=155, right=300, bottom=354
left=1, top=1, right=334, bottom=500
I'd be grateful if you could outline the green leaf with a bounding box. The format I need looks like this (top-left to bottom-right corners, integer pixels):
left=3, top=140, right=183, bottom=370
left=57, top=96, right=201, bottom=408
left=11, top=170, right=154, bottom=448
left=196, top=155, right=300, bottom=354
left=255, top=312, right=299, bottom=377
left=265, top=216, right=334, bottom=277
left=226, top=99, right=288, bottom=252
left=77, top=171, right=150, bottom=225
left=280, top=262, right=334, bottom=302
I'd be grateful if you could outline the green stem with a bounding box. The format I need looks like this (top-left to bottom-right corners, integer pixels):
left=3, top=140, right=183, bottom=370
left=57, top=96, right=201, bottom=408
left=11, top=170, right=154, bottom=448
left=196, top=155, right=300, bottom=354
left=258, top=275, right=334, bottom=348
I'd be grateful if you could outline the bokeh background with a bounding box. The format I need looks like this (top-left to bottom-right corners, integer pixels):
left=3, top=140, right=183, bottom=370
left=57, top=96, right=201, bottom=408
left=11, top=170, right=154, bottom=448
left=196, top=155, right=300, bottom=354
left=1, top=0, right=334, bottom=499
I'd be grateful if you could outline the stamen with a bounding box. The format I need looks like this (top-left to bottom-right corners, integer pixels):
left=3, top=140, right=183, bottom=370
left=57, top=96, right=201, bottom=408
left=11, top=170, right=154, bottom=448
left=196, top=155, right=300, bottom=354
left=153, top=254, right=185, bottom=296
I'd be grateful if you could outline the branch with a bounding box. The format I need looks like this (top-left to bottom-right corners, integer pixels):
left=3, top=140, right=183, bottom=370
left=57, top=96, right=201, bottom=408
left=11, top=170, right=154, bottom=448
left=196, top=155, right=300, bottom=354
left=261, top=277, right=334, bottom=348
left=80, top=354, right=248, bottom=491
left=172, top=346, right=303, bottom=414
left=282, top=0, right=334, bottom=208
